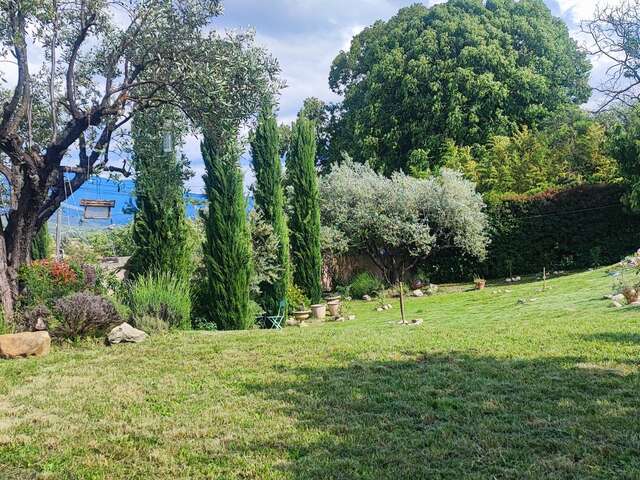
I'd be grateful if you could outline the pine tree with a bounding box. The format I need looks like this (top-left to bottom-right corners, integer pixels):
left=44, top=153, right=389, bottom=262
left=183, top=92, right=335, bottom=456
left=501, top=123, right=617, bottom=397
left=201, top=134, right=253, bottom=330
left=250, top=107, right=291, bottom=316
left=128, top=108, right=191, bottom=282
left=30, top=224, right=51, bottom=260
left=286, top=118, right=323, bottom=304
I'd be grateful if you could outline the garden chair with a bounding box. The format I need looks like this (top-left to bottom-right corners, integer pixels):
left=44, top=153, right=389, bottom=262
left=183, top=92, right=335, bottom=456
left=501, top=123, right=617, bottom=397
left=263, top=299, right=286, bottom=330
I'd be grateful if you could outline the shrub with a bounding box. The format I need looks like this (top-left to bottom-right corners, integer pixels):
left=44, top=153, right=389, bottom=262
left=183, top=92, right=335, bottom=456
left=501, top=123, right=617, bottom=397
left=62, top=239, right=100, bottom=265
left=349, top=272, right=384, bottom=299
left=18, top=260, right=84, bottom=307
left=127, top=272, right=191, bottom=330
left=287, top=284, right=310, bottom=311
left=134, top=314, right=170, bottom=333
left=52, top=293, right=122, bottom=339
left=17, top=304, right=52, bottom=332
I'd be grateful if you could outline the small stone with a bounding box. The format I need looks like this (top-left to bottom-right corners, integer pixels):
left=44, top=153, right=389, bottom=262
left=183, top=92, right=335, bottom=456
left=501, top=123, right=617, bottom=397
left=335, top=317, right=346, bottom=322
left=518, top=299, right=526, bottom=305
left=0, top=331, right=51, bottom=359
left=285, top=319, right=298, bottom=327
left=603, top=294, right=613, bottom=300
left=363, top=295, right=372, bottom=302
left=611, top=301, right=623, bottom=308
left=411, top=319, right=424, bottom=326
left=376, top=307, right=384, bottom=312
left=612, top=294, right=625, bottom=303
left=506, top=278, right=512, bottom=283
left=386, top=304, right=393, bottom=309
left=412, top=289, right=424, bottom=297
left=348, top=315, right=356, bottom=321
left=383, top=305, right=390, bottom=310
left=107, top=323, right=148, bottom=345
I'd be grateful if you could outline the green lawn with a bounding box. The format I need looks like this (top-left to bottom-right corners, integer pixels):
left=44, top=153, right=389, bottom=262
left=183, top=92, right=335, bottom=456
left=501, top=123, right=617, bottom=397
left=2, top=267, right=640, bottom=479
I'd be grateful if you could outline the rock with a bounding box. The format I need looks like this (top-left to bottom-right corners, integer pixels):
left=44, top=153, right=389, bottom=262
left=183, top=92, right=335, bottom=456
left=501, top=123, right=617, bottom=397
left=107, top=323, right=148, bottom=345
left=0, top=331, right=51, bottom=359
left=386, top=304, right=393, bottom=309
left=612, top=294, right=625, bottom=303
left=506, top=278, right=512, bottom=283
left=348, top=315, right=356, bottom=321
left=376, top=307, right=384, bottom=312
left=603, top=294, right=613, bottom=300
left=411, top=319, right=424, bottom=326
left=285, top=319, right=298, bottom=327
left=335, top=317, right=346, bottom=322
left=611, top=301, right=623, bottom=308
left=383, top=305, right=390, bottom=310
left=412, top=289, right=424, bottom=297
left=362, top=295, right=372, bottom=302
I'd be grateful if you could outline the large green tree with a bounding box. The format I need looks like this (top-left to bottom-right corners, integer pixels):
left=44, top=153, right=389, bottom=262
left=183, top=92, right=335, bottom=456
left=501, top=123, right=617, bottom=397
left=250, top=107, right=290, bottom=316
left=286, top=118, right=323, bottom=304
left=200, top=134, right=253, bottom=330
left=128, top=107, right=191, bottom=281
left=328, top=0, right=592, bottom=175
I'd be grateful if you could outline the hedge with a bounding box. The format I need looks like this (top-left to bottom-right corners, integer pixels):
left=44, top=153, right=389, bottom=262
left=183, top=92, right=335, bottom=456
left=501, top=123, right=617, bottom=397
left=429, top=184, right=640, bottom=282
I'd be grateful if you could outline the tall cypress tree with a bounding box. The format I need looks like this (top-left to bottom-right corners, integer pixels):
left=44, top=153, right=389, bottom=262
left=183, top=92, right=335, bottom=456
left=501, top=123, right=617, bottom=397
left=250, top=107, right=290, bottom=316
left=128, top=108, right=191, bottom=281
left=287, top=118, right=323, bottom=304
left=30, top=224, right=51, bottom=260
left=201, top=134, right=253, bottom=330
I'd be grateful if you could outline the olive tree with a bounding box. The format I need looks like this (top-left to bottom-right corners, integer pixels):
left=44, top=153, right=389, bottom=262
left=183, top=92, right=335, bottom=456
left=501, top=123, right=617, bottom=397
left=320, top=161, right=489, bottom=283
left=0, top=0, right=279, bottom=317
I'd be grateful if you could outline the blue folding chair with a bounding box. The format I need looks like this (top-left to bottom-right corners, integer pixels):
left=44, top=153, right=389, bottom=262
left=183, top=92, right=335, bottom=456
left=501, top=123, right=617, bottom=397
left=265, top=299, right=286, bottom=330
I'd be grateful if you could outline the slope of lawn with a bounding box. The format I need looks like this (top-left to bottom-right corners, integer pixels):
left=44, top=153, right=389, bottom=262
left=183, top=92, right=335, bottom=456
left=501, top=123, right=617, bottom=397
left=1, top=266, right=640, bottom=479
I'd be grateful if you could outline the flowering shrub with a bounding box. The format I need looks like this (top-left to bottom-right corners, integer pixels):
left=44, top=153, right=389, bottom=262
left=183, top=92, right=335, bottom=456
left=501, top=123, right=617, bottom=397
left=18, top=260, right=84, bottom=307
left=53, top=293, right=122, bottom=339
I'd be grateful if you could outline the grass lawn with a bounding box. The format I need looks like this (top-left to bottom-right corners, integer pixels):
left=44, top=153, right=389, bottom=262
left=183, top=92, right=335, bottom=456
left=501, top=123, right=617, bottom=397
left=2, top=267, right=640, bottom=479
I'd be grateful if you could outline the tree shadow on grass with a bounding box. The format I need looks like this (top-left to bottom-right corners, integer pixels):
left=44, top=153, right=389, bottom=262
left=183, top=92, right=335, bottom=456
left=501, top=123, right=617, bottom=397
left=582, top=332, right=640, bottom=345
left=239, top=353, right=640, bottom=480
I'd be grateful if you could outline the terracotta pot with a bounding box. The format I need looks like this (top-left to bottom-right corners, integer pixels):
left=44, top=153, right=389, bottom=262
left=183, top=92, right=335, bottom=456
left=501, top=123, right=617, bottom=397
left=474, top=279, right=486, bottom=290
left=327, top=300, right=341, bottom=317
left=623, top=287, right=638, bottom=304
left=293, top=310, right=311, bottom=321
left=310, top=304, right=327, bottom=320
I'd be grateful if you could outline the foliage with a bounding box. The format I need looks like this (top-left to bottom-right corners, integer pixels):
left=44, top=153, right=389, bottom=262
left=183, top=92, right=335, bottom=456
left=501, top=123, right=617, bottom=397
left=30, top=224, right=52, bottom=260
left=286, top=117, right=323, bottom=304
left=52, top=293, right=122, bottom=340
left=349, top=272, right=384, bottom=300
left=606, top=105, right=640, bottom=210
left=128, top=107, right=193, bottom=282
left=18, top=260, right=84, bottom=308
left=431, top=183, right=640, bottom=281
left=287, top=284, right=310, bottom=311
left=127, top=272, right=192, bottom=331
left=444, top=111, right=620, bottom=197
left=250, top=107, right=291, bottom=315
left=84, top=226, right=135, bottom=258
left=16, top=304, right=51, bottom=333
left=320, top=161, right=489, bottom=283
left=327, top=0, right=591, bottom=174
left=200, top=135, right=253, bottom=331
left=62, top=239, right=100, bottom=265
left=249, top=210, right=282, bottom=297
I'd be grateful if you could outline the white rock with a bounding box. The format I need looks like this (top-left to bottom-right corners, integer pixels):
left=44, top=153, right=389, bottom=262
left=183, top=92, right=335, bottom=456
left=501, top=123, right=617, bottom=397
left=107, top=323, right=148, bottom=345
left=612, top=294, right=625, bottom=303
left=363, top=295, right=372, bottom=301
left=611, top=301, right=623, bottom=308
left=412, top=289, right=424, bottom=297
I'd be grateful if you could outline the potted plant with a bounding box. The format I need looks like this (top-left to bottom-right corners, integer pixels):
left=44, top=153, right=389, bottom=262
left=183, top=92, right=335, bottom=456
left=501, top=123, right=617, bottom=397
left=327, top=299, right=341, bottom=317
left=289, top=285, right=311, bottom=322
left=474, top=276, right=486, bottom=290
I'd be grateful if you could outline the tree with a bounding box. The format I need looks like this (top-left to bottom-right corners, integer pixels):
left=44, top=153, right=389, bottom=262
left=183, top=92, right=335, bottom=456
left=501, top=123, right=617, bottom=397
left=30, top=224, right=51, bottom=260
left=128, top=107, right=192, bottom=282
left=606, top=105, right=640, bottom=209
left=583, top=0, right=640, bottom=111
left=320, top=161, right=489, bottom=283
left=286, top=118, right=322, bottom=304
left=0, top=0, right=279, bottom=318
left=250, top=106, right=290, bottom=315
left=328, top=0, right=592, bottom=175
left=200, top=134, right=253, bottom=331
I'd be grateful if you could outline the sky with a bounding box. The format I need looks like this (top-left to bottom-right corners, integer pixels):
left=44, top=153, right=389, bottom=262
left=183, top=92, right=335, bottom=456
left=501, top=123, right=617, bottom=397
left=180, top=0, right=609, bottom=192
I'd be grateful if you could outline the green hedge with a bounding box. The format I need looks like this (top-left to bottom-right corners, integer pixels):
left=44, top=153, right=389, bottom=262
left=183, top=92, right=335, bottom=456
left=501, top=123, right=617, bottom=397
left=429, top=184, right=640, bottom=282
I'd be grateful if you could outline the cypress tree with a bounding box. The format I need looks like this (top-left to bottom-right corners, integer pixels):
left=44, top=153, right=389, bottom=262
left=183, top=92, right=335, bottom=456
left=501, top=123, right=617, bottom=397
left=250, top=107, right=290, bottom=316
left=286, top=118, right=323, bottom=304
left=31, top=224, right=51, bottom=260
left=201, top=134, right=253, bottom=330
left=128, top=108, right=191, bottom=281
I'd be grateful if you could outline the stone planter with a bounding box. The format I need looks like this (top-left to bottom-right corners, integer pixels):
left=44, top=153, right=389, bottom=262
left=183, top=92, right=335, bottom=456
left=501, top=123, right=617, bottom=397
left=325, top=295, right=341, bottom=303
left=474, top=279, right=486, bottom=290
left=293, top=310, right=311, bottom=321
left=310, top=304, right=327, bottom=320
left=622, top=287, right=638, bottom=304
left=327, top=300, right=341, bottom=317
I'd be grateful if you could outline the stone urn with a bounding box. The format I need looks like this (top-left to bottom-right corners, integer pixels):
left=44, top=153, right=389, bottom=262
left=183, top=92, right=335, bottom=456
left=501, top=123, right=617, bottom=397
left=474, top=279, right=486, bottom=290
left=310, top=304, right=327, bottom=320
left=622, top=287, right=638, bottom=304
left=327, top=300, right=341, bottom=317
left=293, top=309, right=311, bottom=321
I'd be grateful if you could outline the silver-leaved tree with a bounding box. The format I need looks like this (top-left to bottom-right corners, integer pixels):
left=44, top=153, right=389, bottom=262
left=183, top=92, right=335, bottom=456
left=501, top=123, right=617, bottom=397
left=0, top=0, right=280, bottom=317
left=320, top=161, right=489, bottom=284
